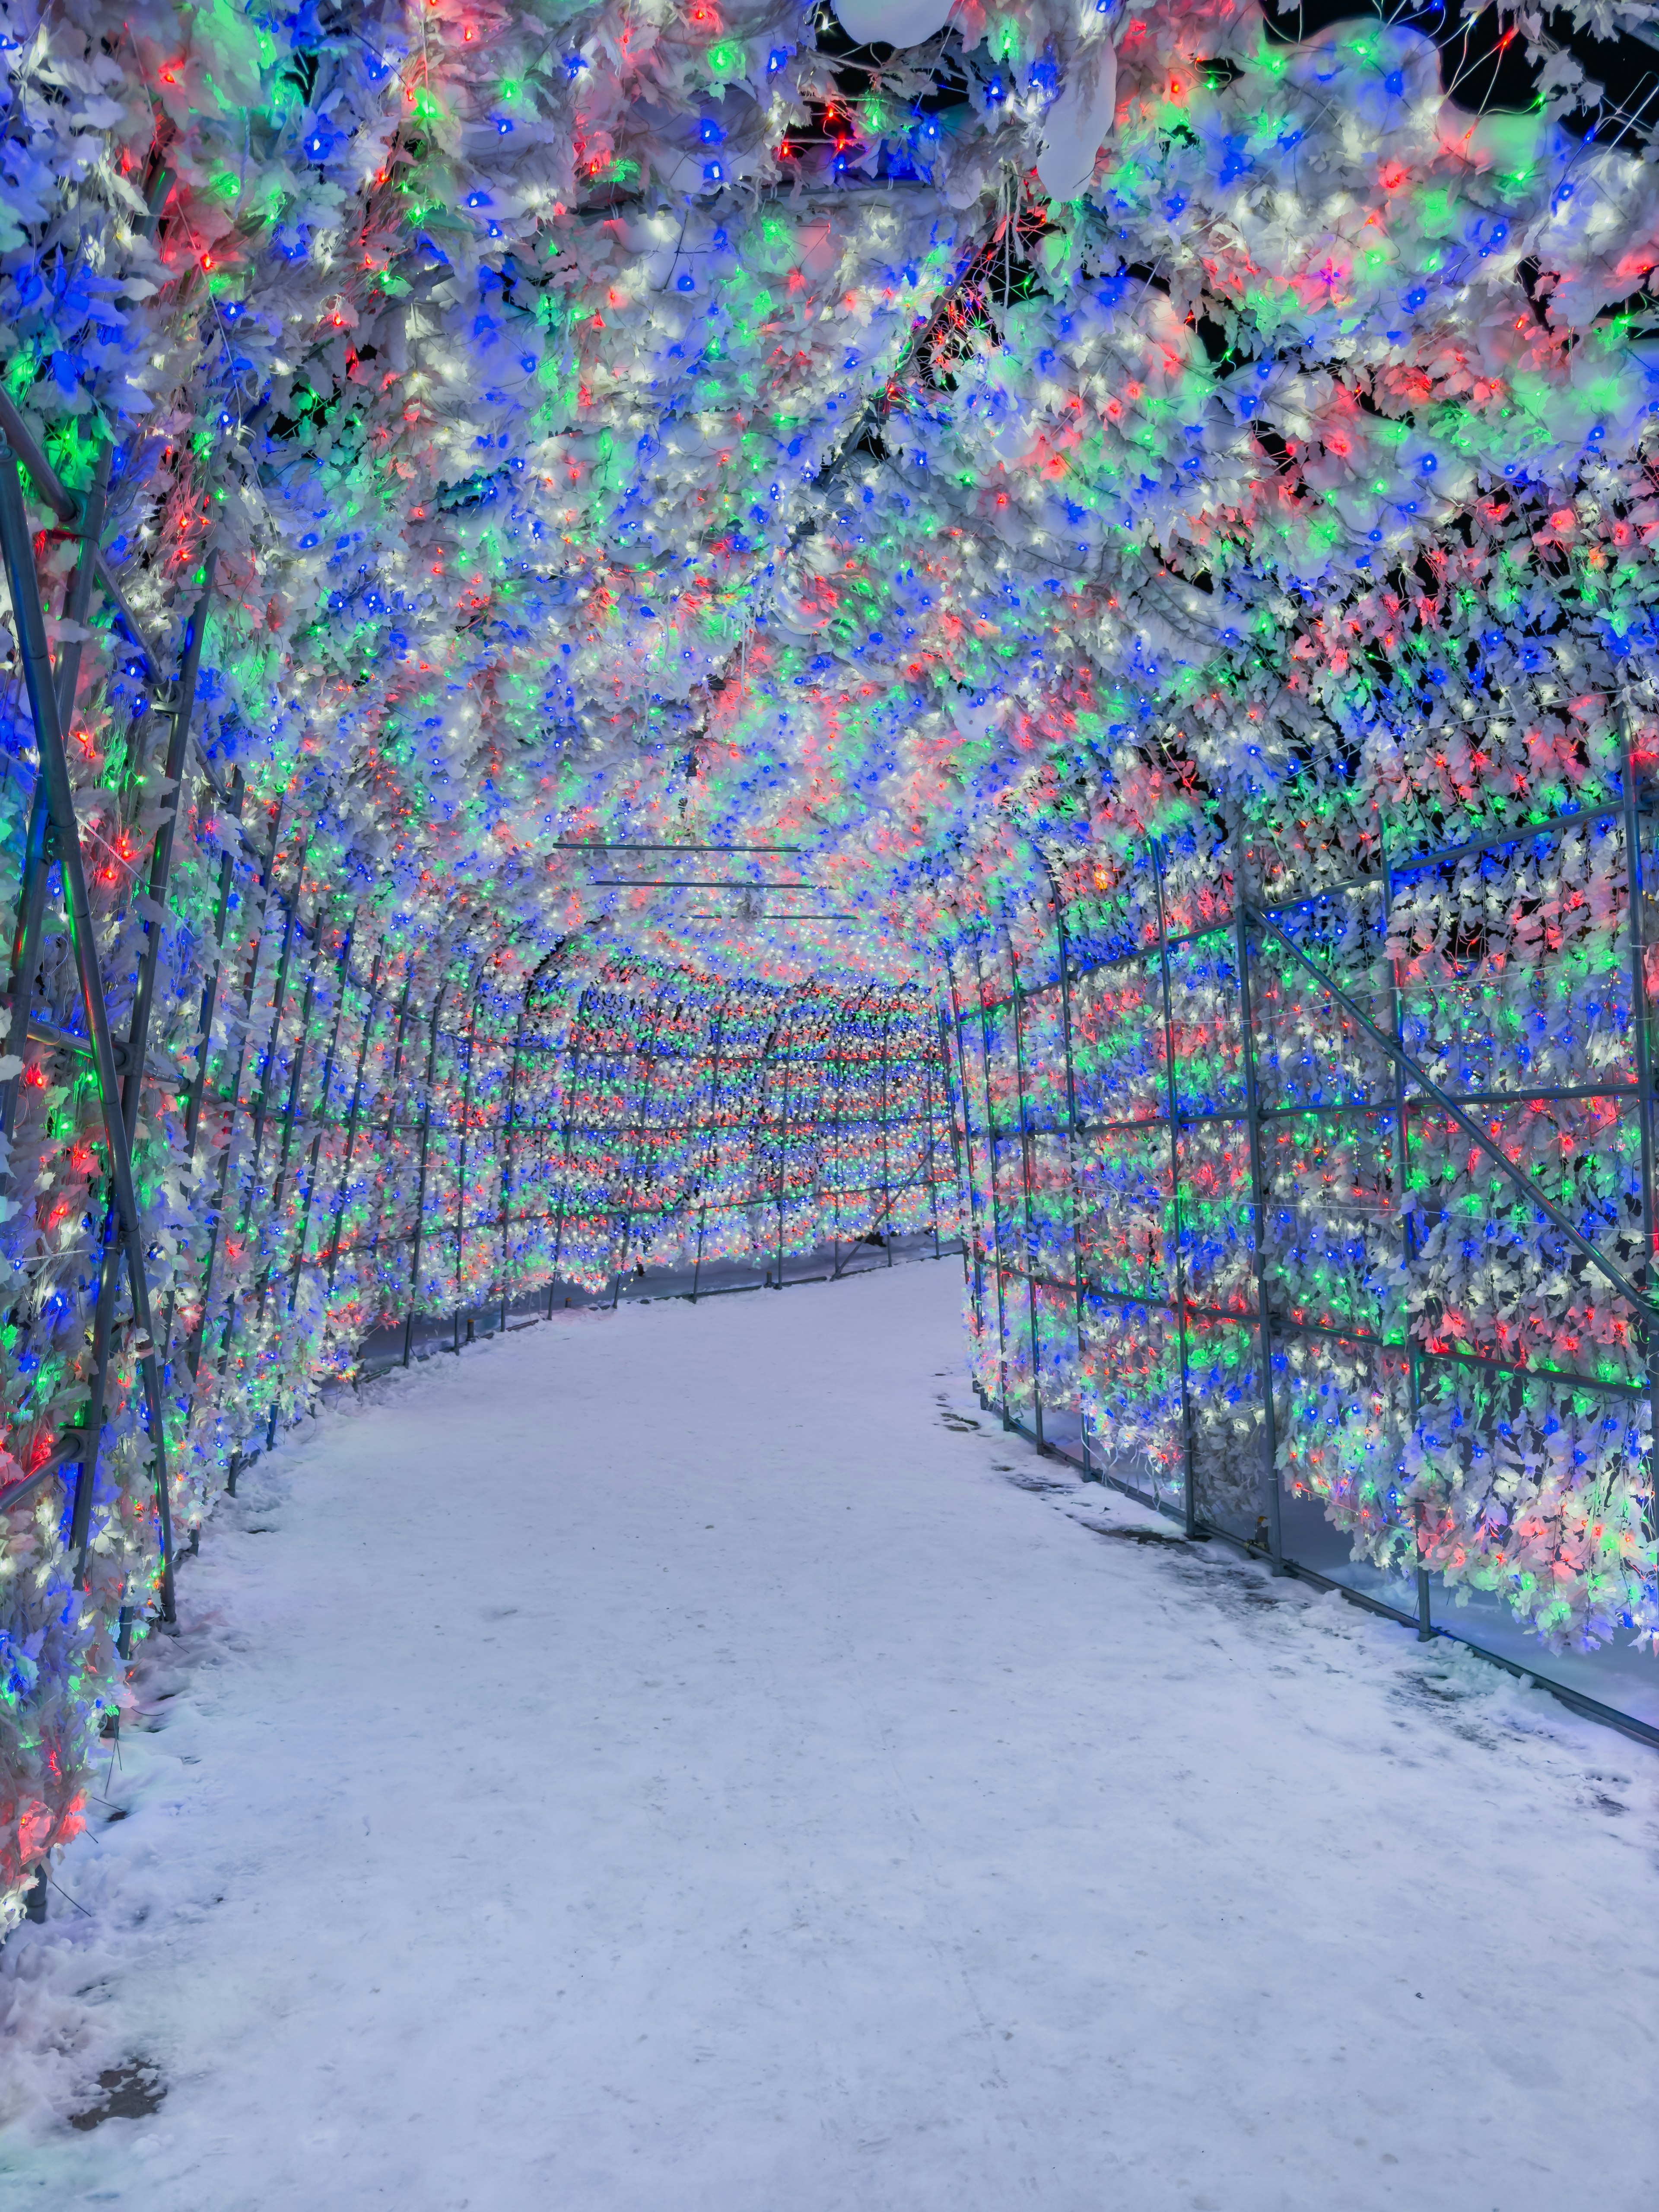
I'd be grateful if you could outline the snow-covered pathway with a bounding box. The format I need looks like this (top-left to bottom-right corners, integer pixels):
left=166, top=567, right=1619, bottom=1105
left=3, top=1264, right=1656, bottom=2211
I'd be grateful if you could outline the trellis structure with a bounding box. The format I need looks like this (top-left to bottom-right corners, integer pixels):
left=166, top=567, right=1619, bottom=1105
left=941, top=794, right=1659, bottom=1745
left=0, top=398, right=954, bottom=1926
left=518, top=957, right=951, bottom=1295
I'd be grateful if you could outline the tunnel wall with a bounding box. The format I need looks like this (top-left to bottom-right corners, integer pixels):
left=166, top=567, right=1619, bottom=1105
left=935, top=768, right=1659, bottom=1741
left=0, top=887, right=951, bottom=1925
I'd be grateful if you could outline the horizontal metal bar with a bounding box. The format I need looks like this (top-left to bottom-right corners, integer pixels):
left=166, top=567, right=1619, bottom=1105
left=1413, top=1338, right=1653, bottom=1400
left=979, top=1256, right=1648, bottom=1400
left=549, top=842, right=806, bottom=853
left=974, top=1077, right=1645, bottom=1147
left=587, top=878, right=816, bottom=889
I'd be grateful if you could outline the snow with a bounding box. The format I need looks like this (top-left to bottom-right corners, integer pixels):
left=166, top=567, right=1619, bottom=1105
left=2, top=1262, right=1656, bottom=2211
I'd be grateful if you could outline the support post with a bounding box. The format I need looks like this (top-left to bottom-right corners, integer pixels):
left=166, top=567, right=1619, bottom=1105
left=774, top=1003, right=794, bottom=1290
left=878, top=1005, right=894, bottom=1269
left=404, top=985, right=447, bottom=1365
left=277, top=917, right=358, bottom=1424
left=184, top=807, right=284, bottom=1387
left=549, top=984, right=591, bottom=1290
left=1042, top=859, right=1090, bottom=1479
left=357, top=965, right=416, bottom=1298
left=1007, top=928, right=1045, bottom=1452
left=968, top=945, right=1015, bottom=1423
left=1378, top=830, right=1431, bottom=1640
left=939, top=1001, right=976, bottom=1315
left=947, top=972, right=1001, bottom=1407
left=923, top=1033, right=942, bottom=1263
left=613, top=1004, right=659, bottom=1308
left=1149, top=840, right=1200, bottom=1538
left=218, top=840, right=308, bottom=1407
left=499, top=992, right=525, bottom=1331
left=322, top=955, right=388, bottom=1298
left=159, top=765, right=245, bottom=1367
left=691, top=1003, right=724, bottom=1302
left=1623, top=721, right=1659, bottom=1592
left=1234, top=893, right=1285, bottom=1566
left=454, top=972, right=483, bottom=1329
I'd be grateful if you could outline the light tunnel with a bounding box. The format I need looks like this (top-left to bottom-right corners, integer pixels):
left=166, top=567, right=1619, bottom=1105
left=2, top=0, right=1658, bottom=1958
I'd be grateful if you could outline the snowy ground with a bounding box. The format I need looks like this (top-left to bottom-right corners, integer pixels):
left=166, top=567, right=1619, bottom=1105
left=2, top=1262, right=1656, bottom=2211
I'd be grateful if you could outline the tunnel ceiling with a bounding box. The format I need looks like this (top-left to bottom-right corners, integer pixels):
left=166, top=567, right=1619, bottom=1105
left=7, top=0, right=1659, bottom=979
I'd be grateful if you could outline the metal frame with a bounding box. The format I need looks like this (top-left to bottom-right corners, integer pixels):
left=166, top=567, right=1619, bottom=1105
left=950, top=801, right=1659, bottom=1745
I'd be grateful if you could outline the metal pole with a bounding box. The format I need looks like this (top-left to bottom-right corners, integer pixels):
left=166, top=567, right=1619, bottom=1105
left=613, top=1001, right=659, bottom=1308
left=939, top=1000, right=976, bottom=1309
left=180, top=770, right=246, bottom=1162
left=0, top=164, right=171, bottom=1153
left=1235, top=889, right=1285, bottom=1565
left=830, top=993, right=856, bottom=1274
left=253, top=911, right=332, bottom=1447
left=121, top=553, right=218, bottom=1136
left=183, top=805, right=284, bottom=1386
left=946, top=976, right=994, bottom=1401
left=1042, top=861, right=1090, bottom=1478
left=924, top=1019, right=942, bottom=1262
left=356, top=963, right=415, bottom=1301
left=322, top=954, right=386, bottom=1297
left=969, top=944, right=1015, bottom=1423
left=0, top=450, right=116, bottom=1147
left=878, top=1004, right=895, bottom=1268
left=1150, top=839, right=1200, bottom=1538
left=280, top=916, right=357, bottom=1359
left=550, top=982, right=591, bottom=1290
left=72, top=549, right=217, bottom=1573
left=159, top=766, right=245, bottom=1367
left=1376, top=827, right=1432, bottom=1638
left=692, top=1001, right=724, bottom=1301
left=218, top=839, right=308, bottom=1397
left=217, top=852, right=307, bottom=1447
left=1007, top=928, right=1045, bottom=1451
left=0, top=442, right=177, bottom=1613
left=0, top=789, right=54, bottom=1148
left=500, top=986, right=526, bottom=1332
left=403, top=985, right=447, bottom=1364
left=774, top=1002, right=794, bottom=1289
left=1622, top=722, right=1659, bottom=1554
left=454, top=972, right=483, bottom=1334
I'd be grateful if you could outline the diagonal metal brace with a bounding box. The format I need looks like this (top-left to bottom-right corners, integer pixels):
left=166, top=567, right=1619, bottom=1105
left=0, top=441, right=178, bottom=1609
left=1249, top=906, right=1659, bottom=1344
